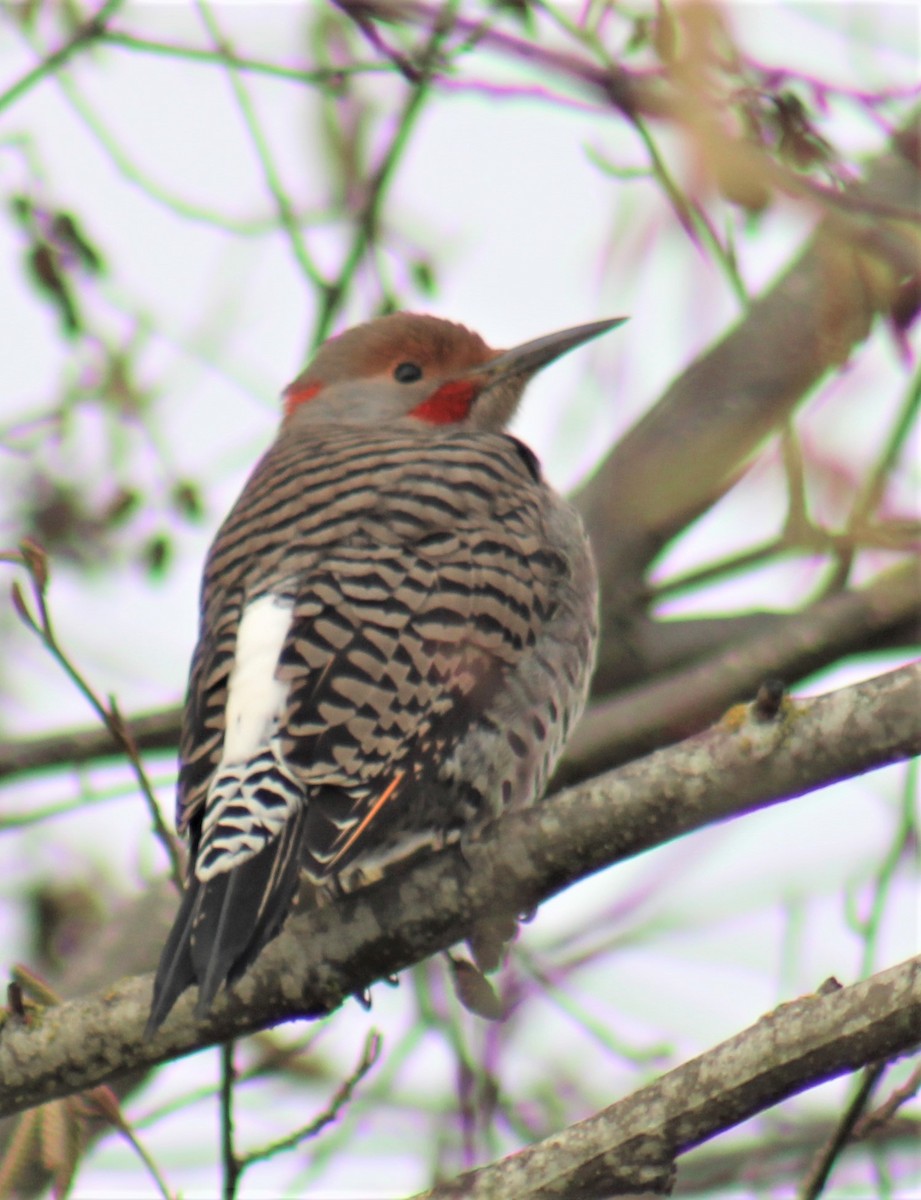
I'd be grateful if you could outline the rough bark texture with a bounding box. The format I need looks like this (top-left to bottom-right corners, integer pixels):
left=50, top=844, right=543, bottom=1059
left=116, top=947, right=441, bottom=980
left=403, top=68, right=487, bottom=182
left=414, top=958, right=920, bottom=1199
left=1, top=661, right=918, bottom=1118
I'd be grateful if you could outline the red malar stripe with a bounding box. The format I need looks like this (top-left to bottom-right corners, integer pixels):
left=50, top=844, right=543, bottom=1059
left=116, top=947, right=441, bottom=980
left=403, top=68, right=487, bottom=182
left=410, top=379, right=477, bottom=425
left=284, top=382, right=322, bottom=417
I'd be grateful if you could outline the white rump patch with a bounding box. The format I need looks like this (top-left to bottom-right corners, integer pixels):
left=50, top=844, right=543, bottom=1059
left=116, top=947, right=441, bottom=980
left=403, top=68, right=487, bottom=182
left=220, top=594, right=294, bottom=767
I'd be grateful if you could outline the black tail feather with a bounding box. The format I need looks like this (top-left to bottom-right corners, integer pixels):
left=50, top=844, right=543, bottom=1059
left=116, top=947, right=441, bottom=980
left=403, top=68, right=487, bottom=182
left=145, top=879, right=199, bottom=1037
left=146, top=808, right=306, bottom=1034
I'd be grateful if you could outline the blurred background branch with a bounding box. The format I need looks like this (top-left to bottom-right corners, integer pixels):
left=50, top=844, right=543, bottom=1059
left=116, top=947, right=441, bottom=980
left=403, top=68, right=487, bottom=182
left=0, top=1, right=917, bottom=1196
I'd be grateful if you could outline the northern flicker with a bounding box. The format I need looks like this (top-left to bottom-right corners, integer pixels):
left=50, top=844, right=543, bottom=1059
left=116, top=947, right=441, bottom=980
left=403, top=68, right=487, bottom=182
left=146, top=312, right=621, bottom=1033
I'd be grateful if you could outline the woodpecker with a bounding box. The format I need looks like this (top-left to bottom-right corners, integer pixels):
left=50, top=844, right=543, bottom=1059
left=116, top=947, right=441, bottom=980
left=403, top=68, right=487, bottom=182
left=146, top=312, right=622, bottom=1033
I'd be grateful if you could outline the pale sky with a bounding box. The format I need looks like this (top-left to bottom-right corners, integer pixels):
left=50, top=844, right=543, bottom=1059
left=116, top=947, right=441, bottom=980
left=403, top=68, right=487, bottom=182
left=0, top=3, right=917, bottom=1196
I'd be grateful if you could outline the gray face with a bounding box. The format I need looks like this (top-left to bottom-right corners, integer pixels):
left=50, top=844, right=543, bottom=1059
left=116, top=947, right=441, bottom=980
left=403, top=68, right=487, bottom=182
left=281, top=312, right=623, bottom=436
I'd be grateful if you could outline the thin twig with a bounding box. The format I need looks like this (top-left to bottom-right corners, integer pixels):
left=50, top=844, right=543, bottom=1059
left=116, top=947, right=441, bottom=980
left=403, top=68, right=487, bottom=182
left=220, top=1041, right=239, bottom=1200
left=845, top=758, right=919, bottom=979
left=193, top=0, right=326, bottom=289
left=797, top=1061, right=889, bottom=1200
left=0, top=0, right=126, bottom=114
left=8, top=542, right=183, bottom=888
left=856, top=1062, right=921, bottom=1138
left=101, top=27, right=387, bottom=85
left=39, top=63, right=290, bottom=234
left=799, top=763, right=919, bottom=1197
left=82, top=1086, right=178, bottom=1200
left=238, top=1030, right=382, bottom=1171
left=849, top=359, right=921, bottom=528
left=314, top=0, right=462, bottom=344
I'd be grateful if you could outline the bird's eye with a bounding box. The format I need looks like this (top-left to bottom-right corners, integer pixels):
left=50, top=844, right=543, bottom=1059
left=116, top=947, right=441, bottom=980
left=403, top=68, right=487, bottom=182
left=394, top=362, right=423, bottom=383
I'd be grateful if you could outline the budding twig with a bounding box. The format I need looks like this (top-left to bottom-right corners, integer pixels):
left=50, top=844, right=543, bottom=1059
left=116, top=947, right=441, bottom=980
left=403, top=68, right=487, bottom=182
left=8, top=540, right=183, bottom=889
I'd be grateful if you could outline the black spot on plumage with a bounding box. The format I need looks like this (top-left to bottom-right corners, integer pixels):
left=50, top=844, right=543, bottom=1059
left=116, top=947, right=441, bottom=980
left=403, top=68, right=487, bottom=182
left=474, top=611, right=523, bottom=649
left=252, top=785, right=292, bottom=811
left=414, top=529, right=459, bottom=553
left=505, top=435, right=542, bottom=483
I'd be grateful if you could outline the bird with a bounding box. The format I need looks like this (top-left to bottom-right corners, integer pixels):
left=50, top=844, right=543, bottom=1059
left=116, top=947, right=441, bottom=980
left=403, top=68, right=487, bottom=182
left=146, top=311, right=623, bottom=1034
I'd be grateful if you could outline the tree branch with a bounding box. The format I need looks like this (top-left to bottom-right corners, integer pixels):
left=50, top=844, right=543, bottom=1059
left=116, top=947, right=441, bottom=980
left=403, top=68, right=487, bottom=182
left=560, top=560, right=921, bottom=784
left=1, top=661, right=917, bottom=1118
left=0, top=0, right=127, bottom=115
left=1, top=100, right=916, bottom=787
left=333, top=0, right=674, bottom=120
left=413, top=958, right=920, bottom=1199
left=575, top=108, right=921, bottom=612
left=2, top=559, right=916, bottom=787
left=672, top=1115, right=920, bottom=1197
left=0, top=705, right=181, bottom=784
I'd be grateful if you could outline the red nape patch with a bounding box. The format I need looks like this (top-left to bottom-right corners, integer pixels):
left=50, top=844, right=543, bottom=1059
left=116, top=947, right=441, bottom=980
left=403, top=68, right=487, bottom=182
left=283, top=382, right=322, bottom=417
left=410, top=380, right=478, bottom=425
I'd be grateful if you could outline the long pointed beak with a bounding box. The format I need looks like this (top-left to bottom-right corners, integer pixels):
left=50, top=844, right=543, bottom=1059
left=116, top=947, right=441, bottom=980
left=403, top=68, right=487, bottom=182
left=473, top=317, right=626, bottom=384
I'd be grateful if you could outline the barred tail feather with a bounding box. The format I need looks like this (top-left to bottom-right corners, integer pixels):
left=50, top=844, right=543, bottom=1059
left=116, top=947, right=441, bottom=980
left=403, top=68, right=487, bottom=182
left=146, top=808, right=306, bottom=1034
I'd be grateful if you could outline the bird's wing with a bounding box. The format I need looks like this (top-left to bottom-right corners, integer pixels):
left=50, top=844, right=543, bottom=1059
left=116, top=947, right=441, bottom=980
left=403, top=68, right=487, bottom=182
left=180, top=520, right=558, bottom=874
left=276, top=528, right=546, bottom=874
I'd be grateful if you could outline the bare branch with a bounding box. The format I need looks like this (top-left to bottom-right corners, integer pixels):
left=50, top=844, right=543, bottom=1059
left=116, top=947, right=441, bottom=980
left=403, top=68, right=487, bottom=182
left=7, top=544, right=183, bottom=885
left=413, top=959, right=920, bottom=1199
left=2, top=559, right=916, bottom=787
left=333, top=0, right=672, bottom=118
left=575, top=109, right=921, bottom=610
left=0, top=661, right=917, bottom=1117
left=562, top=560, right=921, bottom=784
left=0, top=706, right=181, bottom=785
left=0, top=0, right=127, bottom=115
left=674, top=1115, right=920, bottom=1197
left=797, top=1062, right=888, bottom=1200
left=2, top=90, right=915, bottom=787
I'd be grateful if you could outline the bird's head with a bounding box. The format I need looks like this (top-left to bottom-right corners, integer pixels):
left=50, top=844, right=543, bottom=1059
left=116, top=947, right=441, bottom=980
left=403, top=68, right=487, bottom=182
left=282, top=312, right=624, bottom=432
